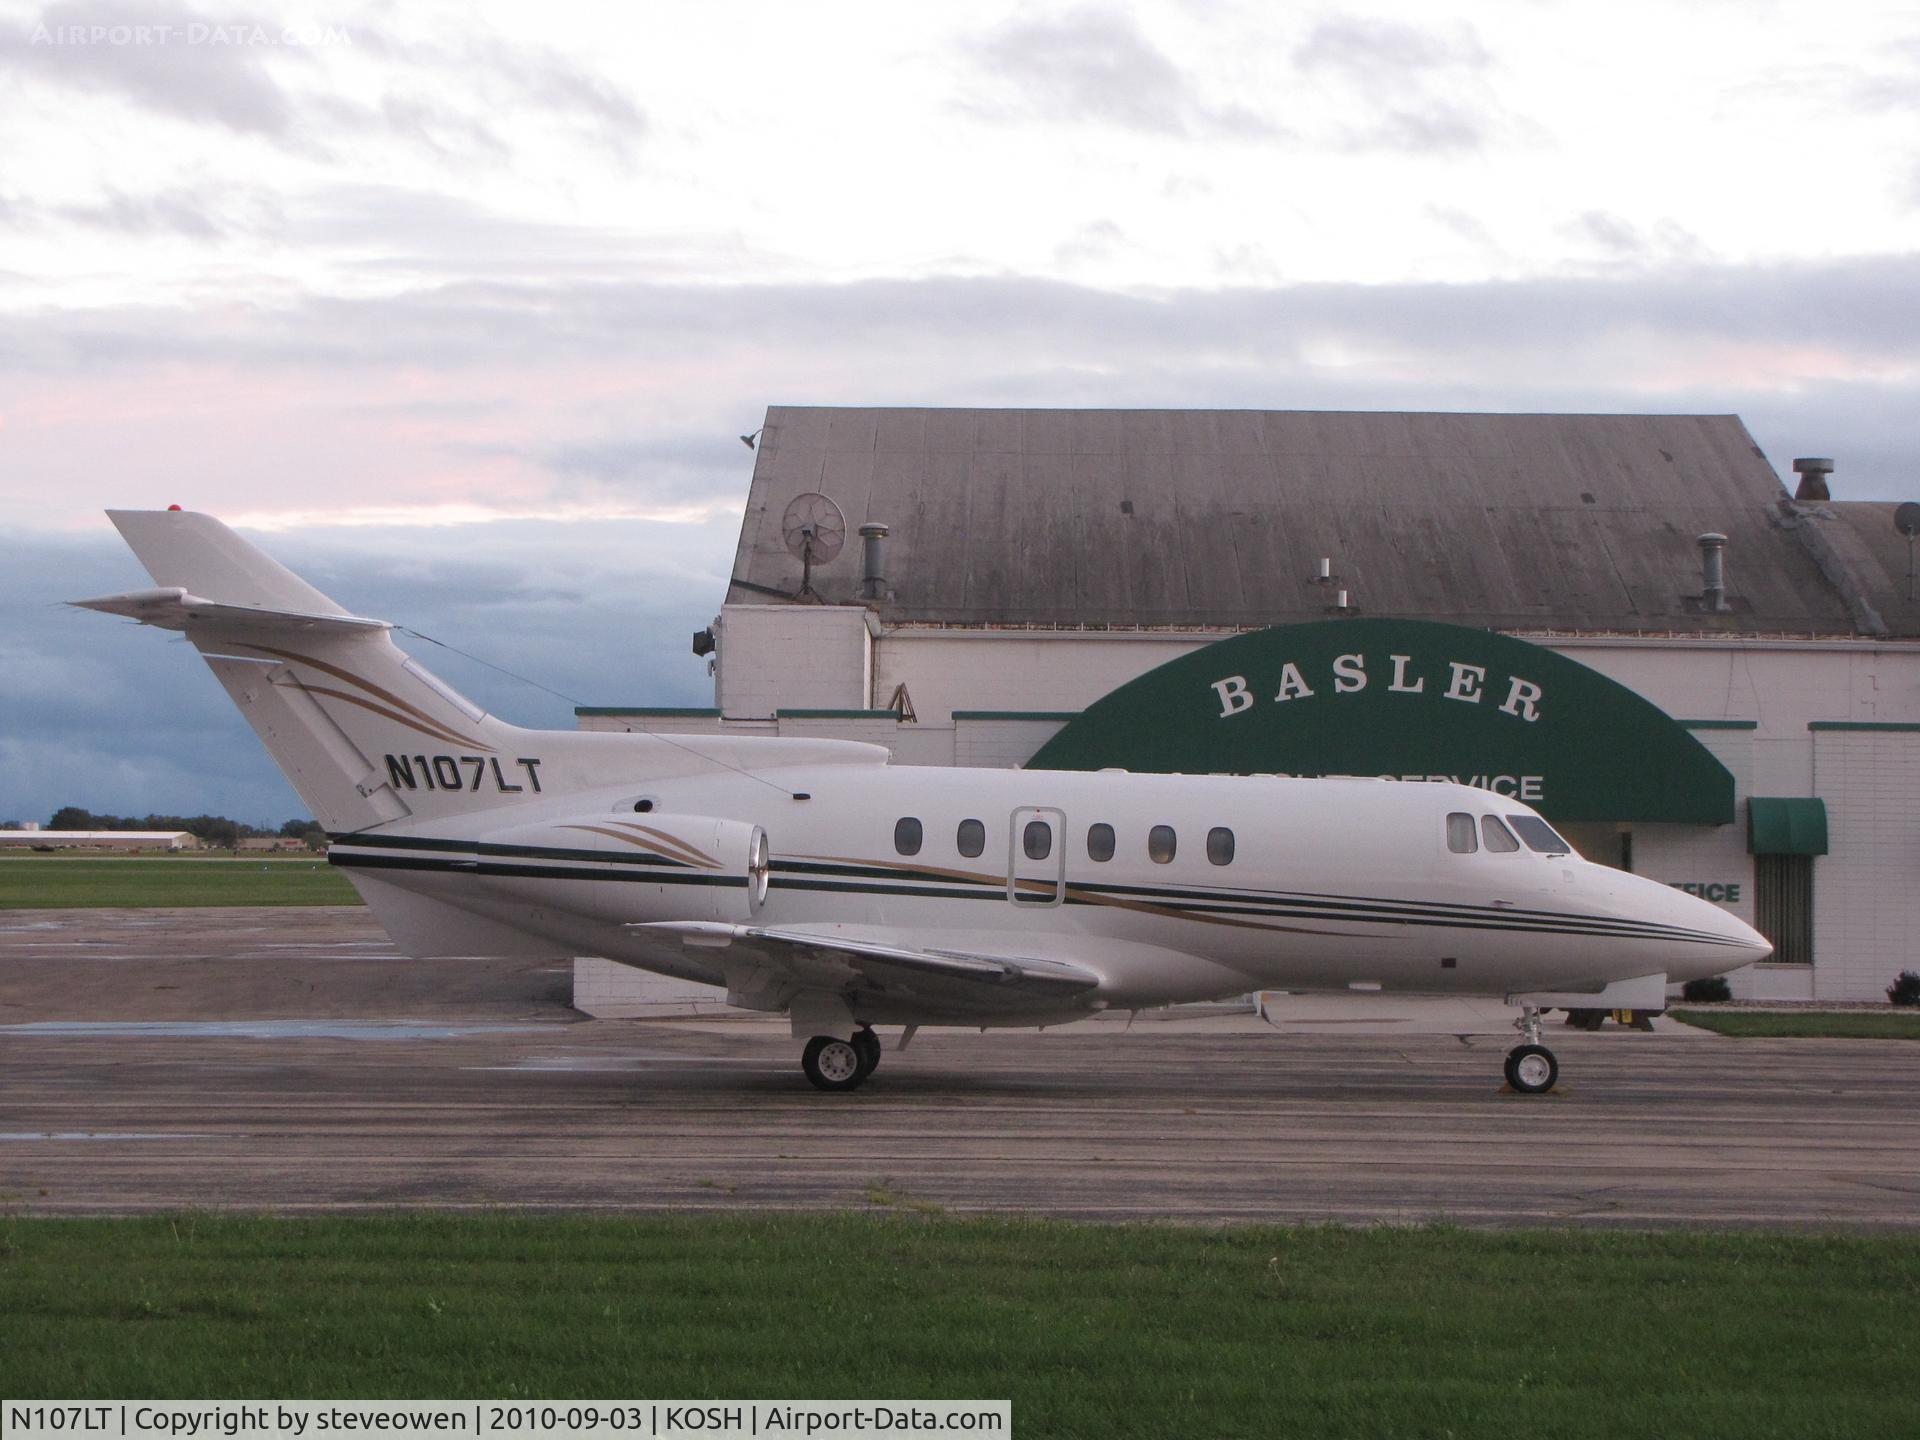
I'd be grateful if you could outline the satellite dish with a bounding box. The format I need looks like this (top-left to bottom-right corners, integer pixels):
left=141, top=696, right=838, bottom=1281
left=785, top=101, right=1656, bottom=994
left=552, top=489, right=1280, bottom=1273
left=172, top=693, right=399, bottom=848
left=1895, top=502, right=1920, bottom=538
left=781, top=492, right=846, bottom=599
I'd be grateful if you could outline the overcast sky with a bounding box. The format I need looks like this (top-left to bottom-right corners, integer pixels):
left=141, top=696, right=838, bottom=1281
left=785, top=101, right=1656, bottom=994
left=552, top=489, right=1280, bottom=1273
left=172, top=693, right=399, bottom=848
left=3, top=0, right=1918, bottom=825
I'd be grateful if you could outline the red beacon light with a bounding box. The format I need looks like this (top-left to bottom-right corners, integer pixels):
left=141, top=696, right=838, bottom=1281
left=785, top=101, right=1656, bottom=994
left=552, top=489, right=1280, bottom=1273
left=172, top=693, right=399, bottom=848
left=167, top=504, right=183, bottom=511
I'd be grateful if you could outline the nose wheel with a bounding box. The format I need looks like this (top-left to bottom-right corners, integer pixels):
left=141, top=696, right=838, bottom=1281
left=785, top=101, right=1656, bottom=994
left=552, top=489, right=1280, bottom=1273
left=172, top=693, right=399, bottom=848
left=800, top=1027, right=882, bottom=1092
left=1505, top=1006, right=1560, bottom=1094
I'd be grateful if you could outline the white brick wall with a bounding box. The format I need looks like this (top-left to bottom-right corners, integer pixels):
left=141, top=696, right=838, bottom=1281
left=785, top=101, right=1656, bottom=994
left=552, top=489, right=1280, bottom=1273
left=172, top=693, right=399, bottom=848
left=1812, top=730, right=1920, bottom=1002
left=955, top=717, right=1070, bottom=768
left=716, top=605, right=871, bottom=717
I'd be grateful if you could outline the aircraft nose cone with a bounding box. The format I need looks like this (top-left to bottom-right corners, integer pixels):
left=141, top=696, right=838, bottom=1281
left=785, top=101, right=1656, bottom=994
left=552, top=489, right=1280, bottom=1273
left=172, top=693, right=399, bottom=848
left=1725, top=913, right=1774, bottom=964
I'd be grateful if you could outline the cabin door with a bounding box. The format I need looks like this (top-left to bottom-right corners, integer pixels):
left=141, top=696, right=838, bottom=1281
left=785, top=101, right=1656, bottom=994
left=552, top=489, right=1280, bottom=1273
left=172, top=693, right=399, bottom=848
left=1008, top=806, right=1066, bottom=907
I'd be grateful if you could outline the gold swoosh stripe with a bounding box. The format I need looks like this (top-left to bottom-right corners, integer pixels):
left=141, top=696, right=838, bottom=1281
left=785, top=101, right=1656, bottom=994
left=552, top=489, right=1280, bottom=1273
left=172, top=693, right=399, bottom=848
left=616, top=822, right=722, bottom=870
left=293, top=683, right=494, bottom=752
left=245, top=643, right=497, bottom=753
left=558, top=824, right=716, bottom=870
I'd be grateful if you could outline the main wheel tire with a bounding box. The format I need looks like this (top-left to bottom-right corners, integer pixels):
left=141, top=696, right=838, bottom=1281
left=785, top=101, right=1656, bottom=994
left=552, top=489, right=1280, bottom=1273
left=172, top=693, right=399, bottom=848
left=802, top=1035, right=866, bottom=1092
left=1504, top=1043, right=1559, bottom=1094
left=851, top=1027, right=882, bottom=1079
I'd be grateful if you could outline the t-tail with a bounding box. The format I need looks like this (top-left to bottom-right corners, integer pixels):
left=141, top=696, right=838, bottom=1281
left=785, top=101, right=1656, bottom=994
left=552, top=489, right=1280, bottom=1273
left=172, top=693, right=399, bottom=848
left=72, top=509, right=882, bottom=839
left=69, top=510, right=573, bottom=833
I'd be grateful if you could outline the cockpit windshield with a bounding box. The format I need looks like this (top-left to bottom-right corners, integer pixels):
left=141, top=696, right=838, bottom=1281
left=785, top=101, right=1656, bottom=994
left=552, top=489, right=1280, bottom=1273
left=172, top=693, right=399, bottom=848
left=1506, top=814, right=1573, bottom=855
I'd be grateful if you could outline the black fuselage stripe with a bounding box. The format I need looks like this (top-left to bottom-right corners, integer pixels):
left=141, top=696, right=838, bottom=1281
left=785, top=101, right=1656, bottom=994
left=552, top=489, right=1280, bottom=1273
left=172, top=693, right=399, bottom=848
left=770, top=861, right=1734, bottom=947
left=332, top=847, right=1741, bottom=946
left=331, top=853, right=745, bottom=888
left=333, top=836, right=689, bottom=870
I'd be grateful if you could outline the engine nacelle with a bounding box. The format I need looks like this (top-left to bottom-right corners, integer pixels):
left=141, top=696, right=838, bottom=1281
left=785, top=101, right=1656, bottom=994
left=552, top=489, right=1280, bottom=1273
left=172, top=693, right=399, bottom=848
left=483, top=811, right=770, bottom=923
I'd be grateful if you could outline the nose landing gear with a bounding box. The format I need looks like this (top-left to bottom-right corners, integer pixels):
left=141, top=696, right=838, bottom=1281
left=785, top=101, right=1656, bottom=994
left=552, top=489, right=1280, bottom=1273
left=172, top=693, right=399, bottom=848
left=1504, top=1006, right=1560, bottom=1094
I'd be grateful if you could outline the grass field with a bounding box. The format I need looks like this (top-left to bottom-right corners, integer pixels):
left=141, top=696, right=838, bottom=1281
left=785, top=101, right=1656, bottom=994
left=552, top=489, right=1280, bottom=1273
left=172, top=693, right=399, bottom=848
left=0, top=855, right=362, bottom=909
left=1670, top=1007, right=1920, bottom=1040
left=2, top=1215, right=1916, bottom=1438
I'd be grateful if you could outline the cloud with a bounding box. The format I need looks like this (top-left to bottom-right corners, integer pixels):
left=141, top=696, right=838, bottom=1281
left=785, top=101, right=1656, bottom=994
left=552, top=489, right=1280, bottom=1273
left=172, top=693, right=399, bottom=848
left=1562, top=211, right=1710, bottom=266
left=1, top=3, right=645, bottom=168
left=962, top=7, right=1278, bottom=138
left=1290, top=15, right=1501, bottom=153
left=0, top=0, right=304, bottom=135
left=343, top=25, right=647, bottom=165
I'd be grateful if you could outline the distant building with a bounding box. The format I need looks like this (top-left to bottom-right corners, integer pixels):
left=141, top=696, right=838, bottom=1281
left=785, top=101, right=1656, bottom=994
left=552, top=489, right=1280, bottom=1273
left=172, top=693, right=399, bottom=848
left=580, top=407, right=1920, bottom=1006
left=0, top=830, right=201, bottom=851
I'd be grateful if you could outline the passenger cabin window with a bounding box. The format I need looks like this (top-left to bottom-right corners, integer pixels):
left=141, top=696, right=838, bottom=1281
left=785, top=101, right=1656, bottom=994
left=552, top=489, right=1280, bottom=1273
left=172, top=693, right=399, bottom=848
left=1087, top=823, right=1116, bottom=862
left=1507, top=815, right=1573, bottom=855
left=956, top=818, right=985, bottom=858
left=1481, top=816, right=1521, bottom=853
left=894, top=817, right=923, bottom=856
left=1023, top=819, right=1053, bottom=861
left=1206, top=827, right=1235, bottom=866
left=1148, top=825, right=1177, bottom=864
left=1446, top=813, right=1478, bottom=854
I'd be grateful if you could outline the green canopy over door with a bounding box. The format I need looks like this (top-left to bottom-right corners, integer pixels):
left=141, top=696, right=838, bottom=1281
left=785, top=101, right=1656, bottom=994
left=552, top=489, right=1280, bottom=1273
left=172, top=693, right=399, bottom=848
left=1747, top=797, right=1829, bottom=855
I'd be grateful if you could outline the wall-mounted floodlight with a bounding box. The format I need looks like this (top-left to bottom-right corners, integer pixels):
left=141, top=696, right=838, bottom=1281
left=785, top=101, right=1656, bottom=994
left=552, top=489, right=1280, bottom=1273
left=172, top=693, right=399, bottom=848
left=740, top=428, right=763, bottom=450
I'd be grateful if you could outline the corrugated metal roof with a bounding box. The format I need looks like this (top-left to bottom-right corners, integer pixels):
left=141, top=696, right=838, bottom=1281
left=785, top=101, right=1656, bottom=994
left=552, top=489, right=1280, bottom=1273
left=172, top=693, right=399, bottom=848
left=727, top=406, right=1906, bottom=635
left=1814, top=502, right=1920, bottom=638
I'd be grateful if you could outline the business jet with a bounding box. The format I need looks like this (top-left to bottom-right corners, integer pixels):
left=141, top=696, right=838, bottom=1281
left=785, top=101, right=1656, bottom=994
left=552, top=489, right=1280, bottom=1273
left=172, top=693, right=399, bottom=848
left=74, top=510, right=1771, bottom=1094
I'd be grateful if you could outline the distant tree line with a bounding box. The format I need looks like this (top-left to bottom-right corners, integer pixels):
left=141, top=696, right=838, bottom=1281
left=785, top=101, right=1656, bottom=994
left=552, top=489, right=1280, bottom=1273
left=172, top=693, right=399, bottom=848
left=45, top=808, right=325, bottom=850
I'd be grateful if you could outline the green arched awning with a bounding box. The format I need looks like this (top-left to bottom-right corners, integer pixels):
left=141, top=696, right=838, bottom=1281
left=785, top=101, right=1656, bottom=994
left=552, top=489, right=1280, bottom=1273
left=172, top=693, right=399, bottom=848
left=1027, top=618, right=1735, bottom=824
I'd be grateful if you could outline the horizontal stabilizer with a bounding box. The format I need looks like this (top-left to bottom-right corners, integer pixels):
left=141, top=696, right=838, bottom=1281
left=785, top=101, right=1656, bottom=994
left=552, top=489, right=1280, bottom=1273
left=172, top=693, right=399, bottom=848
left=69, top=586, right=391, bottom=636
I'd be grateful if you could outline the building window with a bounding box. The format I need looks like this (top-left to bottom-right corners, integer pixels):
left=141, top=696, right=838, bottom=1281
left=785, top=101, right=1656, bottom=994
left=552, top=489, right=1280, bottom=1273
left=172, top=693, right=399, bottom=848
left=1023, top=819, right=1052, bottom=861
left=1087, top=823, right=1115, bottom=862
left=1148, top=825, right=1177, bottom=864
left=1446, top=813, right=1478, bottom=853
left=956, top=818, right=985, bottom=858
left=1481, top=816, right=1520, bottom=853
left=1754, top=855, right=1813, bottom=964
left=894, top=817, right=922, bottom=856
left=1206, top=827, right=1235, bottom=866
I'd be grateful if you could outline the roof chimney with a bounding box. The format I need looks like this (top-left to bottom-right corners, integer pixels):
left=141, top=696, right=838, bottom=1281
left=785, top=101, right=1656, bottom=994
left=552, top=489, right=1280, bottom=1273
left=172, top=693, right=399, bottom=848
left=1792, top=457, right=1833, bottom=502
left=1697, top=532, right=1729, bottom=612
left=859, top=522, right=889, bottom=601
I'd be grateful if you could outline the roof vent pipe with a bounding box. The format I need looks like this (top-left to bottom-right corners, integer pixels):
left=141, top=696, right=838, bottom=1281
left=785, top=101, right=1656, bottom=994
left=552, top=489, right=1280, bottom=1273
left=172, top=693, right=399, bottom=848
left=859, top=522, right=889, bottom=601
left=1792, top=457, right=1833, bottom=502
left=1698, top=532, right=1729, bottom=612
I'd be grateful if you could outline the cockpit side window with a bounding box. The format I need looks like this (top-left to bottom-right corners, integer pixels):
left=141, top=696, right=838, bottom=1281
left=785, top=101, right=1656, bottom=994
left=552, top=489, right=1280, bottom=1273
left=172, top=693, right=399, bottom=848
left=1507, top=815, right=1573, bottom=855
left=1446, top=813, right=1478, bottom=853
left=1481, top=815, right=1521, bottom=853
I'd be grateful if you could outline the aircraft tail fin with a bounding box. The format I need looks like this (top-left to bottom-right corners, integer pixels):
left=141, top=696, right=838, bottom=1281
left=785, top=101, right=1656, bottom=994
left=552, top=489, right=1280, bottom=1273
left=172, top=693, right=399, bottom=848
left=73, top=510, right=528, bottom=835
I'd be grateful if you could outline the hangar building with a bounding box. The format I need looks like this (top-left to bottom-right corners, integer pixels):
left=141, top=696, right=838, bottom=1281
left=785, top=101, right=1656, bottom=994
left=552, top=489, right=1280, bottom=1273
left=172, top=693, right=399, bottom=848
left=578, top=407, right=1920, bottom=1009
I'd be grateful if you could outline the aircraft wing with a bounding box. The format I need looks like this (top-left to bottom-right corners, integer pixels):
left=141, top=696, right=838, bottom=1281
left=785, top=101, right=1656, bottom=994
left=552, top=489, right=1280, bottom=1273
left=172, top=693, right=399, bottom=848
left=629, top=921, right=1102, bottom=1005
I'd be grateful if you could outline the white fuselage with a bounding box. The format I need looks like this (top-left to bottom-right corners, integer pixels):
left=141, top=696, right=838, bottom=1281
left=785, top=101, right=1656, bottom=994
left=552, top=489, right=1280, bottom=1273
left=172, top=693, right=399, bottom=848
left=332, top=762, right=1770, bottom=1028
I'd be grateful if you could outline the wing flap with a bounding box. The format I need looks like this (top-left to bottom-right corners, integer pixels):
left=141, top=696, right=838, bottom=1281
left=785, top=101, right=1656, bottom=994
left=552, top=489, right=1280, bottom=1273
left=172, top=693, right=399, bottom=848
left=631, top=921, right=1101, bottom=998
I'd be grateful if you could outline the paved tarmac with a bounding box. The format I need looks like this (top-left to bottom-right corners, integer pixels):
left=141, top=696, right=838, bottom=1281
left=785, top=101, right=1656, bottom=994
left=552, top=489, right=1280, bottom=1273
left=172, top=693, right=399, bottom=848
left=3, top=908, right=1917, bottom=1229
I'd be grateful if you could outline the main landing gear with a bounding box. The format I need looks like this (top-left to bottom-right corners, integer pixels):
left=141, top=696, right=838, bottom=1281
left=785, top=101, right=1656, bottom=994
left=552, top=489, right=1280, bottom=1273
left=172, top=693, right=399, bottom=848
left=1504, top=1005, right=1560, bottom=1095
left=801, top=1026, right=883, bottom=1092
